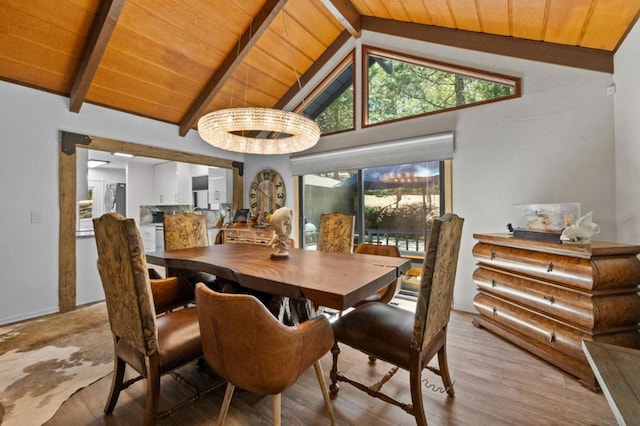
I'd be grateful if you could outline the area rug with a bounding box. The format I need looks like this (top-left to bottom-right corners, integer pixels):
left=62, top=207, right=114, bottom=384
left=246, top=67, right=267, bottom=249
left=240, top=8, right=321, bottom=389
left=0, top=302, right=112, bottom=426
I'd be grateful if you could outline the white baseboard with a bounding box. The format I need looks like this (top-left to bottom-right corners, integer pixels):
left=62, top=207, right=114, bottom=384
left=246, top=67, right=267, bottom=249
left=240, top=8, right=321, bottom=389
left=0, top=306, right=59, bottom=327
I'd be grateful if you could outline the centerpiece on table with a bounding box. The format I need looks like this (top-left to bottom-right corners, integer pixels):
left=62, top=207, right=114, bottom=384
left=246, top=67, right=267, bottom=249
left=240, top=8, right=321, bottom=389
left=268, top=207, right=293, bottom=259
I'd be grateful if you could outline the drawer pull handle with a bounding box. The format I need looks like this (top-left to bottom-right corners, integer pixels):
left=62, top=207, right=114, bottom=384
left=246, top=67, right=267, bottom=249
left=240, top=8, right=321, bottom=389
left=543, top=295, right=556, bottom=305
left=547, top=262, right=554, bottom=272
left=549, top=332, right=556, bottom=343
left=492, top=307, right=498, bottom=316
left=490, top=251, right=496, bottom=260
left=491, top=279, right=497, bottom=288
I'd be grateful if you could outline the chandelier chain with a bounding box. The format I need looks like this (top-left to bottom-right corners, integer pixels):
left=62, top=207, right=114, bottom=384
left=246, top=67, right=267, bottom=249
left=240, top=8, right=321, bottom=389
left=229, top=34, right=241, bottom=108
left=283, top=11, right=305, bottom=101
left=244, top=20, right=252, bottom=109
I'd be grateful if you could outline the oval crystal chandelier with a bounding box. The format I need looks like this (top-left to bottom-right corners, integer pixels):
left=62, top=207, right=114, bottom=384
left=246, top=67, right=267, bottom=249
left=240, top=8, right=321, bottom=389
left=197, top=10, right=320, bottom=155
left=197, top=107, right=320, bottom=155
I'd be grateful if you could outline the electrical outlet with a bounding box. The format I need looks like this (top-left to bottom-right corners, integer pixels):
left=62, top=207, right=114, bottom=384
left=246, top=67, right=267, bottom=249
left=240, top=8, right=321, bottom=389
left=30, top=210, right=42, bottom=223
left=606, top=84, right=616, bottom=96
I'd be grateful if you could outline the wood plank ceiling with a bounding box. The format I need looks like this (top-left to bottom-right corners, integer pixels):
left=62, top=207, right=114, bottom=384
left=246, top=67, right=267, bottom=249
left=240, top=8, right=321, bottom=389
left=1, top=0, right=639, bottom=137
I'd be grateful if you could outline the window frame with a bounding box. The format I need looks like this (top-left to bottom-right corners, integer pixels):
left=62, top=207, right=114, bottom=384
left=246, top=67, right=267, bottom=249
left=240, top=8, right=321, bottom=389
left=362, top=45, right=522, bottom=128
left=296, top=159, right=452, bottom=254
left=295, top=51, right=356, bottom=137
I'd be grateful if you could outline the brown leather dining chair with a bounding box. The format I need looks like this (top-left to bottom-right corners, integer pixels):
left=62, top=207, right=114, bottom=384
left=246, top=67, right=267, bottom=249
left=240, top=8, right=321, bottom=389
left=163, top=212, right=220, bottom=291
left=93, top=213, right=204, bottom=426
left=195, top=283, right=337, bottom=426
left=317, top=212, right=355, bottom=253
left=353, top=243, right=402, bottom=307
left=329, top=213, right=464, bottom=426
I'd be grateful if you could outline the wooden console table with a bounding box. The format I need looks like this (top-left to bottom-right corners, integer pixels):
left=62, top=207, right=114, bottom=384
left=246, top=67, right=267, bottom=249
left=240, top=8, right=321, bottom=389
left=471, top=233, right=640, bottom=390
left=221, top=227, right=275, bottom=245
left=583, top=340, right=640, bottom=424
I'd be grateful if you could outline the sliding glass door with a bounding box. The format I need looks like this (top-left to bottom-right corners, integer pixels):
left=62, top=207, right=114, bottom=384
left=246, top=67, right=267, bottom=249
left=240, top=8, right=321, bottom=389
left=300, top=161, right=443, bottom=252
left=300, top=170, right=358, bottom=250
left=299, top=161, right=444, bottom=297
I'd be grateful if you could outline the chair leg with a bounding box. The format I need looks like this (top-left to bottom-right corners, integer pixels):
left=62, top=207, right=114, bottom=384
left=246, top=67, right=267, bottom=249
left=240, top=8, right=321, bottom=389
left=104, top=354, right=126, bottom=414
left=329, top=341, right=341, bottom=395
left=272, top=393, right=281, bottom=426
left=217, top=382, right=235, bottom=426
left=409, top=363, right=428, bottom=426
left=313, top=361, right=337, bottom=425
left=437, top=334, right=455, bottom=396
left=144, top=355, right=161, bottom=426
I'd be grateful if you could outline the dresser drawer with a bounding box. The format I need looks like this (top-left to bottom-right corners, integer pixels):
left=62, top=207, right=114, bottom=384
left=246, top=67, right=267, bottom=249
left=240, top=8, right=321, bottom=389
left=253, top=229, right=274, bottom=240
left=474, top=267, right=592, bottom=329
left=474, top=293, right=640, bottom=360
left=473, top=242, right=640, bottom=292
left=473, top=293, right=589, bottom=361
left=222, top=228, right=275, bottom=245
left=474, top=267, right=640, bottom=330
left=223, top=229, right=240, bottom=238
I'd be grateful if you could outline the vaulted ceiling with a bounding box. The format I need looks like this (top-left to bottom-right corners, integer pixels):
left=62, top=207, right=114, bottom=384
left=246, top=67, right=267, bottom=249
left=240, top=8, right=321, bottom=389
left=2, top=0, right=639, bottom=137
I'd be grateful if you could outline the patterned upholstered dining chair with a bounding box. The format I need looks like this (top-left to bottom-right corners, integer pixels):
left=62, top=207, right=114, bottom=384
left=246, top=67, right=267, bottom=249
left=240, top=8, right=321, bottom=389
left=195, top=284, right=337, bottom=425
left=93, top=213, right=204, bottom=426
left=163, top=212, right=220, bottom=291
left=163, top=212, right=209, bottom=250
left=329, top=213, right=464, bottom=426
left=317, top=212, right=355, bottom=253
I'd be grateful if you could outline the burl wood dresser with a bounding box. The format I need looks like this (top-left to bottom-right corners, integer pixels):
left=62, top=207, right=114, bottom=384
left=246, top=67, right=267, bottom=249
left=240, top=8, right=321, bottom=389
left=471, top=233, right=640, bottom=390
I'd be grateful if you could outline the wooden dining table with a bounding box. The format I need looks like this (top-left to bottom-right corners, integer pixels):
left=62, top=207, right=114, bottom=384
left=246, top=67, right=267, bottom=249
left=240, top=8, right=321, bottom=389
left=146, top=243, right=412, bottom=311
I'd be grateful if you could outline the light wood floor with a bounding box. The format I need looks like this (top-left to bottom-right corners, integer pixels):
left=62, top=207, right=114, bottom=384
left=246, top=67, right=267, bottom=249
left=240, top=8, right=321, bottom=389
left=45, top=308, right=615, bottom=426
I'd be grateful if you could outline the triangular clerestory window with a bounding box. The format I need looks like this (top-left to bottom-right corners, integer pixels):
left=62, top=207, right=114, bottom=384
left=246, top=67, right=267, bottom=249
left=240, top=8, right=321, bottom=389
left=364, top=46, right=520, bottom=126
left=297, top=52, right=355, bottom=136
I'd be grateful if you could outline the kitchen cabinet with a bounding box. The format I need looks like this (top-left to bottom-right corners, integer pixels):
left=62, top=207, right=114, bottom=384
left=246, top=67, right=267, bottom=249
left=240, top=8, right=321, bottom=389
left=154, top=161, right=192, bottom=205
left=140, top=225, right=156, bottom=252
left=155, top=226, right=164, bottom=251
left=208, top=167, right=232, bottom=207
left=471, top=233, right=640, bottom=390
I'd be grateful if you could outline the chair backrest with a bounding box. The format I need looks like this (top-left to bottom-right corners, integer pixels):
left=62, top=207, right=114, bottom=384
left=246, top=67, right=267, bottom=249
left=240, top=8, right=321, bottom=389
left=93, top=213, right=158, bottom=356
left=354, top=243, right=402, bottom=303
left=354, top=243, right=401, bottom=258
left=317, top=212, right=355, bottom=253
left=163, top=212, right=209, bottom=250
left=195, top=285, right=332, bottom=395
left=411, top=213, right=464, bottom=352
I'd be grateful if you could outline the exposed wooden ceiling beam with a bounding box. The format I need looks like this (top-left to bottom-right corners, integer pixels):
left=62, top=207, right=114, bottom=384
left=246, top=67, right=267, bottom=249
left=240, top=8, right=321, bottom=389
left=362, top=17, right=613, bottom=74
left=319, top=0, right=361, bottom=38
left=274, top=30, right=352, bottom=111
left=69, top=0, right=126, bottom=113
left=179, top=0, right=288, bottom=137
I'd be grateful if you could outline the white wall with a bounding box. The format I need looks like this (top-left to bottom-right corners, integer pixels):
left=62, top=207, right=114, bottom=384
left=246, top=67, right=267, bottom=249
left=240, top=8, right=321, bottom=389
left=246, top=31, right=618, bottom=313
left=0, top=81, right=241, bottom=324
left=87, top=167, right=126, bottom=185
left=614, top=18, right=640, bottom=244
